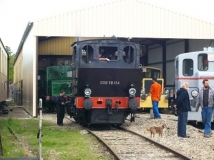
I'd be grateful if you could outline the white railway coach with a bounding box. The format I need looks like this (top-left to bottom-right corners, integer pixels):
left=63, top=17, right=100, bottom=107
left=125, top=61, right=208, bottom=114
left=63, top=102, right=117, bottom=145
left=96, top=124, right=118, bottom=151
left=174, top=47, right=214, bottom=122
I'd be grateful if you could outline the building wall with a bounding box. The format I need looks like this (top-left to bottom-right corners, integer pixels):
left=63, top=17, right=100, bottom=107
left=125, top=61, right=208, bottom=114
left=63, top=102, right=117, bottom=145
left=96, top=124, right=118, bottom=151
left=0, top=40, right=8, bottom=101
left=34, top=0, right=214, bottom=39
left=165, top=40, right=185, bottom=85
left=189, top=39, right=212, bottom=51
left=39, top=37, right=76, bottom=55
left=14, top=51, right=23, bottom=85
left=148, top=45, right=163, bottom=64
left=38, top=37, right=103, bottom=55
left=22, top=26, right=37, bottom=116
left=147, top=45, right=163, bottom=72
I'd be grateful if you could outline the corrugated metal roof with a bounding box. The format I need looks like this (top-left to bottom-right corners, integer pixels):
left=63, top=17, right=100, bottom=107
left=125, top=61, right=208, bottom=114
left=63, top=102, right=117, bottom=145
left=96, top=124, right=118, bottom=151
left=34, top=0, right=214, bottom=39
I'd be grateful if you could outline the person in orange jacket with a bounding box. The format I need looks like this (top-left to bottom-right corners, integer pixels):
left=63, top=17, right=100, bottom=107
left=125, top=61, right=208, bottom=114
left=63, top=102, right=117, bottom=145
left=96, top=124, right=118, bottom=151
left=149, top=77, right=162, bottom=119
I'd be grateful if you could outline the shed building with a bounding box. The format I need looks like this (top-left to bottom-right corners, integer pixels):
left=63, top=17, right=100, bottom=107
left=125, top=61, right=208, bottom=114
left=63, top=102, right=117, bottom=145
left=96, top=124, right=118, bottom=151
left=13, top=0, right=214, bottom=117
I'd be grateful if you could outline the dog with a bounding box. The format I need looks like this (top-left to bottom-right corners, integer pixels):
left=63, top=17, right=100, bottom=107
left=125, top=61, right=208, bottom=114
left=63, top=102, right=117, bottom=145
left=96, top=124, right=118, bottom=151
left=146, top=126, right=156, bottom=138
left=146, top=123, right=167, bottom=138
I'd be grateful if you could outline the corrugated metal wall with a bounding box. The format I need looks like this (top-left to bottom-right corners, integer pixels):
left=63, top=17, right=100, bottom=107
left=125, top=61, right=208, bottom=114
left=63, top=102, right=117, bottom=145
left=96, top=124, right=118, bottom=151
left=166, top=40, right=185, bottom=85
left=189, top=39, right=212, bottom=51
left=148, top=45, right=163, bottom=71
left=13, top=51, right=23, bottom=84
left=13, top=50, right=23, bottom=105
left=0, top=41, right=8, bottom=101
left=22, top=26, right=37, bottom=116
left=39, top=37, right=76, bottom=55
left=0, top=45, right=8, bottom=77
left=34, top=0, right=214, bottom=39
left=38, top=37, right=103, bottom=55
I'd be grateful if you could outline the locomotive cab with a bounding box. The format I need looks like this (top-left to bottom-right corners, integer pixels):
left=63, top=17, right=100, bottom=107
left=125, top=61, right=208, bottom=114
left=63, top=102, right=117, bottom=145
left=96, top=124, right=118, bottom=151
left=69, top=39, right=142, bottom=126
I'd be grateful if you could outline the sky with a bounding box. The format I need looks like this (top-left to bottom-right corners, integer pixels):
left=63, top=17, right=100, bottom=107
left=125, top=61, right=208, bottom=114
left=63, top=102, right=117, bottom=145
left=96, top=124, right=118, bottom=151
left=0, top=0, right=214, bottom=54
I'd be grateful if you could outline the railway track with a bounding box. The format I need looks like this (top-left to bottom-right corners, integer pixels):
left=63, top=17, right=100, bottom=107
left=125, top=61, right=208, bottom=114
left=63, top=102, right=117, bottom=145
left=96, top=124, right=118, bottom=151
left=65, top=117, right=193, bottom=160
left=86, top=126, right=193, bottom=160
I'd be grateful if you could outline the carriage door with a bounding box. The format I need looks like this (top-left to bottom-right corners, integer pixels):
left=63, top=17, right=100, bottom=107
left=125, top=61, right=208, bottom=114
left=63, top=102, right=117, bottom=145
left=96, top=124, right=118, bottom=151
left=174, top=58, right=179, bottom=90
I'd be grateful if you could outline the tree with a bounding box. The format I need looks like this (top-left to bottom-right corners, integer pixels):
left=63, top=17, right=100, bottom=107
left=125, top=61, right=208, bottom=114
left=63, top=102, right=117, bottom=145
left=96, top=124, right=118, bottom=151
left=5, top=46, right=14, bottom=82
left=5, top=46, right=12, bottom=56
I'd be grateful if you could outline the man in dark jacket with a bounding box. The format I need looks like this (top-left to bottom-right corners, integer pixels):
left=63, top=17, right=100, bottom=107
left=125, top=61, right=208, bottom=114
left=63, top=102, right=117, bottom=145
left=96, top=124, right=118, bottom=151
left=175, top=82, right=191, bottom=138
left=55, top=90, right=66, bottom=126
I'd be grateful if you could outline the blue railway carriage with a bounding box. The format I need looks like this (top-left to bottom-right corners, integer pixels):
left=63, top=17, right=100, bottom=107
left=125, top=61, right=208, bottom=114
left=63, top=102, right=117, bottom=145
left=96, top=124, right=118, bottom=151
left=174, top=47, right=214, bottom=122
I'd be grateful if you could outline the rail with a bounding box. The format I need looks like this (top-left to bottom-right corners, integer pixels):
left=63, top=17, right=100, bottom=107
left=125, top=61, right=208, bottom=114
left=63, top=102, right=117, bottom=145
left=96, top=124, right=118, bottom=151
left=119, top=127, right=193, bottom=160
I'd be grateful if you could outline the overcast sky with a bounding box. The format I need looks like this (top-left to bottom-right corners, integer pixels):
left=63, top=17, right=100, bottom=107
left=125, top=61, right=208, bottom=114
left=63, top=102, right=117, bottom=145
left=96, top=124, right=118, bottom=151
left=0, top=0, right=214, bottom=54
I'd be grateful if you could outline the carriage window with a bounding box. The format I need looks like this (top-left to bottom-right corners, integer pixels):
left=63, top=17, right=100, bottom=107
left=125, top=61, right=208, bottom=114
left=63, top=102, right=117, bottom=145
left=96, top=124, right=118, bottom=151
left=175, top=60, right=179, bottom=76
left=198, top=54, right=208, bottom=71
left=99, top=46, right=118, bottom=61
left=183, top=59, right=193, bottom=76
left=152, top=70, right=160, bottom=78
left=123, top=46, right=134, bottom=64
left=82, top=45, right=94, bottom=63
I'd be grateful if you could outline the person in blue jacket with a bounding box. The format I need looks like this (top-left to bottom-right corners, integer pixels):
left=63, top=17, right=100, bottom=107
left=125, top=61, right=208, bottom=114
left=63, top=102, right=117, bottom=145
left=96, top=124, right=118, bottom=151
left=174, top=82, right=191, bottom=138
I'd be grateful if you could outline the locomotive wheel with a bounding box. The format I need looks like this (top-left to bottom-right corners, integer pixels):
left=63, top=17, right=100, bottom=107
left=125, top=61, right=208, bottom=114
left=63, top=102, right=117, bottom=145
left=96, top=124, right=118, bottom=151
left=73, top=109, right=81, bottom=123
left=82, top=111, right=89, bottom=127
left=115, top=123, right=122, bottom=127
left=73, top=116, right=79, bottom=123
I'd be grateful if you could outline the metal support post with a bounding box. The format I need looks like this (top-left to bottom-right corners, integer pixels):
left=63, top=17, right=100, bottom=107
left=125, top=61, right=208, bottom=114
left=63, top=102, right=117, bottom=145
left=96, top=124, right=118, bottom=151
left=38, top=98, right=43, bottom=160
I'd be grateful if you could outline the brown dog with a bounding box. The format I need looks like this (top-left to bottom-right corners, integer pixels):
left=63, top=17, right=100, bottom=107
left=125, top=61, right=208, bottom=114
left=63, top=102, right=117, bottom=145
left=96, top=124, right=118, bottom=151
left=146, top=124, right=167, bottom=138
left=146, top=126, right=156, bottom=138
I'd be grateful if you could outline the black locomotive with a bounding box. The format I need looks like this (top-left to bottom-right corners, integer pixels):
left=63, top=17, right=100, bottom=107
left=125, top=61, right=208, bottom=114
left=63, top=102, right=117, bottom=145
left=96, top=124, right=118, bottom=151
left=67, top=38, right=142, bottom=126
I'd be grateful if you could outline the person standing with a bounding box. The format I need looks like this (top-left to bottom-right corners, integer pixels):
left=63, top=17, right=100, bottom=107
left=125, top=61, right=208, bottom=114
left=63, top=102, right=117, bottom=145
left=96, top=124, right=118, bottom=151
left=175, top=82, right=191, bottom=138
left=55, top=90, right=66, bottom=126
left=196, top=79, right=214, bottom=138
left=149, top=77, right=162, bottom=119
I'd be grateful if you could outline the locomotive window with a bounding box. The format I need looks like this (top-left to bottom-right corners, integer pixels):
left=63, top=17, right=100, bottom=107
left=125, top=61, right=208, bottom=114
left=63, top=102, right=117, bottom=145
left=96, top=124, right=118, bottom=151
left=152, top=69, right=161, bottom=78
left=123, top=46, right=134, bottom=64
left=82, top=45, right=94, bottom=63
left=198, top=54, right=208, bottom=71
left=99, top=46, right=118, bottom=60
left=182, top=59, right=193, bottom=76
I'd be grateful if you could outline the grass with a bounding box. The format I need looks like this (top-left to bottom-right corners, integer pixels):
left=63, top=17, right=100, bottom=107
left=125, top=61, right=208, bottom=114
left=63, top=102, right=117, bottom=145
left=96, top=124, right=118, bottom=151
left=0, top=118, right=113, bottom=160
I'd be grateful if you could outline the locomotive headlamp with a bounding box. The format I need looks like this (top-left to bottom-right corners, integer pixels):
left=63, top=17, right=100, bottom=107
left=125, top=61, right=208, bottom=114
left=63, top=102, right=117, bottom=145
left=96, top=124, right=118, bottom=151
left=191, top=90, right=198, bottom=98
left=84, top=88, right=92, bottom=96
left=141, top=88, right=145, bottom=94
left=129, top=88, right=136, bottom=96
left=140, top=88, right=146, bottom=100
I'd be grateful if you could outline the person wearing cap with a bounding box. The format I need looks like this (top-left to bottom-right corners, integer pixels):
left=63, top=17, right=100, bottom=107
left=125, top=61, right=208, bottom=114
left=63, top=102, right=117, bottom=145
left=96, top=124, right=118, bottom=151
left=55, top=90, right=66, bottom=126
left=149, top=77, right=162, bottom=119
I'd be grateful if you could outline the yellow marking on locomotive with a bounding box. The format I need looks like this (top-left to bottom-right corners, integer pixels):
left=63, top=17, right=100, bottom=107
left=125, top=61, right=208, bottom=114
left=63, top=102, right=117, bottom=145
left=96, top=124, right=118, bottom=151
left=140, top=78, right=168, bottom=109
